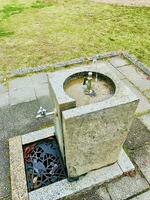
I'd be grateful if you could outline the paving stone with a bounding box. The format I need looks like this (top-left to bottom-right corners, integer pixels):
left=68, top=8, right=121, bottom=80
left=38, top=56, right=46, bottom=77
left=132, top=144, right=150, bottom=184
left=141, top=113, right=150, bottom=130
left=0, top=93, right=9, bottom=108
left=109, top=56, right=129, bottom=68
left=0, top=196, right=11, bottom=200
left=122, top=79, right=150, bottom=114
left=0, top=106, right=15, bottom=140
left=9, top=87, right=37, bottom=106
left=143, top=89, right=150, bottom=100
left=119, top=65, right=150, bottom=92
left=107, top=172, right=149, bottom=200
left=9, top=76, right=32, bottom=90
left=125, top=115, right=150, bottom=149
left=0, top=139, right=11, bottom=199
left=130, top=190, right=150, bottom=200
left=30, top=73, right=48, bottom=85
left=66, top=186, right=111, bottom=200
left=0, top=84, right=7, bottom=94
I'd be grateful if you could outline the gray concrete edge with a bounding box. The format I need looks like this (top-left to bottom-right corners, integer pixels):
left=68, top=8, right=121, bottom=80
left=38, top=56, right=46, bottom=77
left=7, top=51, right=150, bottom=80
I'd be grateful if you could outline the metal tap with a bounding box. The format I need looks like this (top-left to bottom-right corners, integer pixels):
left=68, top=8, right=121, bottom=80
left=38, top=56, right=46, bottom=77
left=84, top=72, right=96, bottom=96
left=36, top=106, right=55, bottom=119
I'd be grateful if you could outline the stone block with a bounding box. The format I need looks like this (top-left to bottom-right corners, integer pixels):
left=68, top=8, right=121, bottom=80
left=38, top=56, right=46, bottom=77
left=109, top=56, right=129, bottom=68
left=0, top=84, right=7, bottom=94
left=118, top=65, right=150, bottom=92
left=9, top=87, right=36, bottom=106
left=63, top=100, right=138, bottom=178
left=125, top=114, right=150, bottom=149
left=0, top=106, right=15, bottom=139
left=9, top=136, right=28, bottom=200
left=9, top=76, right=32, bottom=91
left=0, top=139, right=10, bottom=199
left=130, top=190, right=150, bottom=200
left=132, top=144, right=150, bottom=184
left=29, top=162, right=122, bottom=200
left=0, top=93, right=9, bottom=108
left=66, top=186, right=111, bottom=200
left=143, top=89, right=150, bottom=99
left=22, top=126, right=55, bottom=145
left=118, top=149, right=135, bottom=173
left=122, top=79, right=150, bottom=114
left=141, top=113, right=150, bottom=130
left=49, top=64, right=138, bottom=178
left=30, top=73, right=48, bottom=85
left=107, top=172, right=149, bottom=200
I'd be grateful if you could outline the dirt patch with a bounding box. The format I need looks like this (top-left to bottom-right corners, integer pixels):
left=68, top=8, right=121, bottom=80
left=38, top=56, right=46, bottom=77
left=93, top=0, right=150, bottom=7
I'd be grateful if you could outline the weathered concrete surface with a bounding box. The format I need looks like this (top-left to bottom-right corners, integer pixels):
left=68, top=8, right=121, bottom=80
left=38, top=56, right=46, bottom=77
left=125, top=114, right=150, bottom=149
left=0, top=139, right=10, bottom=199
left=107, top=172, right=149, bottom=200
left=49, top=64, right=138, bottom=177
left=144, top=89, right=150, bottom=100
left=0, top=73, right=54, bottom=200
left=117, top=149, right=135, bottom=173
left=22, top=126, right=54, bottom=145
left=29, top=162, right=122, bottom=200
left=132, top=144, right=150, bottom=184
left=130, top=190, right=150, bottom=200
left=9, top=136, right=28, bottom=200
left=122, top=79, right=150, bottom=114
left=66, top=186, right=111, bottom=200
left=63, top=101, right=138, bottom=178
left=109, top=56, right=129, bottom=68
left=118, top=65, right=150, bottom=92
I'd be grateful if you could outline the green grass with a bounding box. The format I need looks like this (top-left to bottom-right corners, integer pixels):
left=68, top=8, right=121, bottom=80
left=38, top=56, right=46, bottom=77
left=0, top=0, right=150, bottom=75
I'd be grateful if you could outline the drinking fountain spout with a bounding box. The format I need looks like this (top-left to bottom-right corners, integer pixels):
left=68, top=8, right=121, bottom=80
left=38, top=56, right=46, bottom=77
left=84, top=72, right=96, bottom=96
left=36, top=106, right=56, bottom=119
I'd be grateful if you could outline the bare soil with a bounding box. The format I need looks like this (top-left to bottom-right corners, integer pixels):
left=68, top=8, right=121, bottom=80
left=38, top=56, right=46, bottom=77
left=93, top=0, right=150, bottom=7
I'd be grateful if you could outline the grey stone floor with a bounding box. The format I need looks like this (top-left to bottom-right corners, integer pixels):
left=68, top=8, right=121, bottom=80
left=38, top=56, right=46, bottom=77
left=0, top=56, right=150, bottom=199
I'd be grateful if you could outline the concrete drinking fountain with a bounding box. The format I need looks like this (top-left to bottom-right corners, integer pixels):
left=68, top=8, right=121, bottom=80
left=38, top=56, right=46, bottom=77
left=9, top=60, right=139, bottom=200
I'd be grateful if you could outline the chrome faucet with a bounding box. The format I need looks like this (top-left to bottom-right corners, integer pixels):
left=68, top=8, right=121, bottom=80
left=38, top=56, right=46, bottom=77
left=36, top=106, right=55, bottom=119
left=84, top=72, right=96, bottom=96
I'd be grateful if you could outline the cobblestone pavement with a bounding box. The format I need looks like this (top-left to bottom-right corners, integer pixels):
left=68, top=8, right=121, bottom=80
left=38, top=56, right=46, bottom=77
left=0, top=55, right=150, bottom=199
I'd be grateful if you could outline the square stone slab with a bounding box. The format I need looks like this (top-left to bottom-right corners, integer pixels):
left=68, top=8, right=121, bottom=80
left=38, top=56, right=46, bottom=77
left=130, top=190, right=150, bottom=200
left=109, top=56, right=129, bottom=68
left=132, top=144, right=150, bottom=184
left=118, top=65, right=150, bottom=92
left=107, top=172, right=149, bottom=200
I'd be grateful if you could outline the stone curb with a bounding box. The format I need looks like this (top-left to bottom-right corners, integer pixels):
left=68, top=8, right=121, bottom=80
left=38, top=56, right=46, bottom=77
left=6, top=51, right=149, bottom=79
left=122, top=52, right=150, bottom=76
left=9, top=52, right=119, bottom=78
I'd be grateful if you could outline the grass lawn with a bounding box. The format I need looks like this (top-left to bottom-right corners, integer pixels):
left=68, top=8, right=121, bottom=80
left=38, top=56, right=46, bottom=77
left=0, top=0, right=150, bottom=76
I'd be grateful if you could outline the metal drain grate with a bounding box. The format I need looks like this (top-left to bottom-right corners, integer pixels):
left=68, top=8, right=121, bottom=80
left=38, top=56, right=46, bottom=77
left=23, top=137, right=66, bottom=192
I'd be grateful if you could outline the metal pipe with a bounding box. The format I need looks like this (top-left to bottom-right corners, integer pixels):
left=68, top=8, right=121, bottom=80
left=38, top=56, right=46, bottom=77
left=36, top=107, right=55, bottom=119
